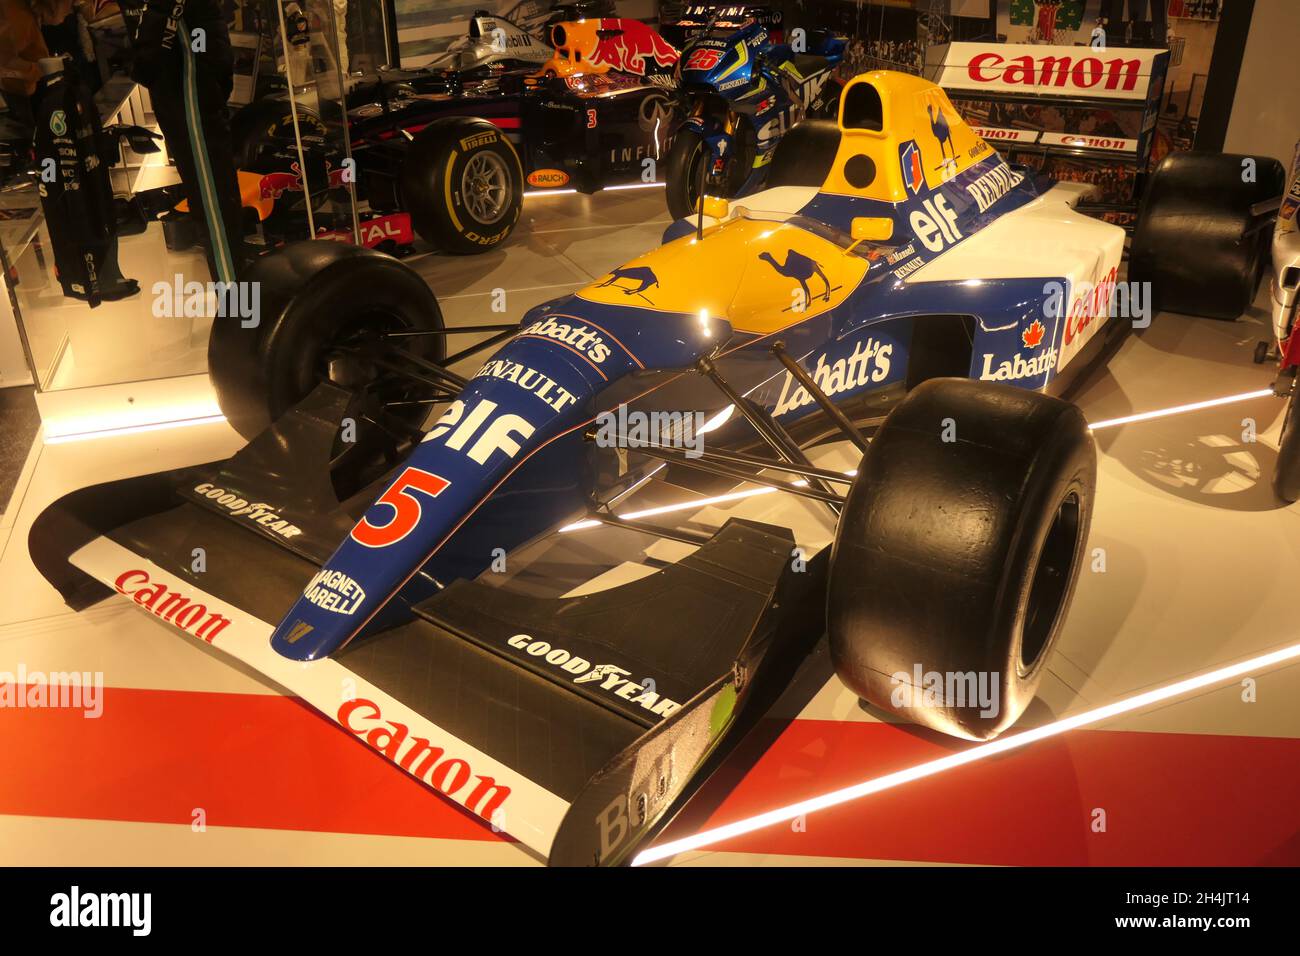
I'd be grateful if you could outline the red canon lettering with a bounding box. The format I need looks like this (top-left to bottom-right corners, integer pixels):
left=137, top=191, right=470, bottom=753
left=111, top=569, right=232, bottom=643
left=337, top=696, right=511, bottom=823
left=967, top=52, right=1143, bottom=93
left=115, top=570, right=149, bottom=593
left=968, top=51, right=1004, bottom=83
left=1064, top=268, right=1119, bottom=346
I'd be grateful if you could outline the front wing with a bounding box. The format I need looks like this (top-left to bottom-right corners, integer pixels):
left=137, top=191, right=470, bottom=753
left=30, top=389, right=820, bottom=865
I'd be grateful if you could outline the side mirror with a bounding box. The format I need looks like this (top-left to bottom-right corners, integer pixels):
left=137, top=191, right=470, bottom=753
left=701, top=196, right=731, bottom=220
left=851, top=216, right=893, bottom=242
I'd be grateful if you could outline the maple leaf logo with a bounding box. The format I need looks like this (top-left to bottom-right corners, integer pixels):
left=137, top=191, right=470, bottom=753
left=1022, top=319, right=1046, bottom=349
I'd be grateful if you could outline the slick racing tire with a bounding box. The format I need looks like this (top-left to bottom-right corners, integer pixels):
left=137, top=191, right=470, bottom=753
left=1130, top=152, right=1286, bottom=321
left=231, top=98, right=338, bottom=231
left=400, top=117, right=523, bottom=255
left=664, top=126, right=748, bottom=221
left=230, top=100, right=334, bottom=215
left=230, top=100, right=301, bottom=173
left=827, top=378, right=1096, bottom=741
left=208, top=240, right=444, bottom=456
left=1273, top=375, right=1300, bottom=503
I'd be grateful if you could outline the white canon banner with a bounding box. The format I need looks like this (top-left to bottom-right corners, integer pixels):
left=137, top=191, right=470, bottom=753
left=970, top=125, right=1041, bottom=145
left=1039, top=132, right=1139, bottom=153
left=935, top=42, right=1162, bottom=101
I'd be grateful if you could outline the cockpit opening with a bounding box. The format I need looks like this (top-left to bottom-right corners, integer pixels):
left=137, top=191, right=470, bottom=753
left=841, top=82, right=884, bottom=132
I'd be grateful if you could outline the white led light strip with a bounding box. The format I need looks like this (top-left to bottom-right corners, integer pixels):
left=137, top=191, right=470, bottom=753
left=633, top=639, right=1300, bottom=866
left=44, top=414, right=228, bottom=445
left=524, top=182, right=666, bottom=198
left=1086, top=388, right=1274, bottom=431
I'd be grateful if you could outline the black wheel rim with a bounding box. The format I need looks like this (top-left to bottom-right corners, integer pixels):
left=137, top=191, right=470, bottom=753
left=318, top=314, right=446, bottom=497
left=1020, top=492, right=1082, bottom=675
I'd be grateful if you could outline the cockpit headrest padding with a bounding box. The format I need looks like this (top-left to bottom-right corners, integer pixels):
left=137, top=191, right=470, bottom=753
left=766, top=120, right=843, bottom=189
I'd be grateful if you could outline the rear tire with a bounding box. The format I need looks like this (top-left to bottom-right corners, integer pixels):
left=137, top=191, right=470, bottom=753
left=1130, top=152, right=1286, bottom=320
left=1274, top=376, right=1300, bottom=503
left=208, top=241, right=444, bottom=471
left=399, top=117, right=523, bottom=255
left=827, top=378, right=1095, bottom=741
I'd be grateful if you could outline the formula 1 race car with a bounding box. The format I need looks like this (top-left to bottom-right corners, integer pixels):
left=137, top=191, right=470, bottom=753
left=31, top=69, right=1281, bottom=865
left=233, top=11, right=680, bottom=254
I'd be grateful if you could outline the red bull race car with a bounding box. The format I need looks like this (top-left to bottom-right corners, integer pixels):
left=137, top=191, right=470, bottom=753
left=31, top=67, right=1284, bottom=865
left=230, top=10, right=680, bottom=255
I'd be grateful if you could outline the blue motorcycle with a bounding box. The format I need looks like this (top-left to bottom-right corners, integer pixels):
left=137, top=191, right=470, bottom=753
left=664, top=14, right=846, bottom=219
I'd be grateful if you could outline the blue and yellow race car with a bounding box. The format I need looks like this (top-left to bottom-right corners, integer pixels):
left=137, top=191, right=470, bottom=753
left=32, top=68, right=1280, bottom=865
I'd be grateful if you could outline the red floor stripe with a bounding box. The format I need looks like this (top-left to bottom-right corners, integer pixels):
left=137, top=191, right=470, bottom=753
left=5, top=686, right=1299, bottom=865
left=665, top=719, right=1300, bottom=865
left=0, top=685, right=507, bottom=844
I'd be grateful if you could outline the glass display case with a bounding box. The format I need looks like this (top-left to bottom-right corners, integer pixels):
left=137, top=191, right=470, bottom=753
left=0, top=0, right=370, bottom=396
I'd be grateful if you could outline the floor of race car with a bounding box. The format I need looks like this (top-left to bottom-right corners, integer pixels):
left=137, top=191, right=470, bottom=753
left=2, top=187, right=1299, bottom=867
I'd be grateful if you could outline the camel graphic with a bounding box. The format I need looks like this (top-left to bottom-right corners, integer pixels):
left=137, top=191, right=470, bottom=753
left=759, top=249, right=831, bottom=306
left=928, top=103, right=955, bottom=166
left=598, top=265, right=659, bottom=302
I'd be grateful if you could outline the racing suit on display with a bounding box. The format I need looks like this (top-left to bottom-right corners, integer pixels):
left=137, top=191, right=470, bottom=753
left=33, top=56, right=139, bottom=304
left=121, top=0, right=243, bottom=281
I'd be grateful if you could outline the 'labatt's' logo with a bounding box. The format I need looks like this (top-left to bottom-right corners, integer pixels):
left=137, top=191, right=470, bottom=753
left=338, top=697, right=511, bottom=823
left=769, top=338, right=894, bottom=418
left=519, top=315, right=612, bottom=365
left=114, top=570, right=233, bottom=643
left=980, top=318, right=1056, bottom=383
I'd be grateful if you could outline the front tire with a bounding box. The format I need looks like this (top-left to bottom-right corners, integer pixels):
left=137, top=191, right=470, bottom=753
left=664, top=125, right=748, bottom=221
left=399, top=117, right=523, bottom=255
left=827, top=378, right=1096, bottom=740
left=1130, top=152, right=1286, bottom=320
left=665, top=127, right=709, bottom=221
left=209, top=240, right=445, bottom=486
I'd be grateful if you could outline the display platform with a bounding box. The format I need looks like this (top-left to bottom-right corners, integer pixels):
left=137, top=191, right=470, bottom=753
left=2, top=187, right=1297, bottom=868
